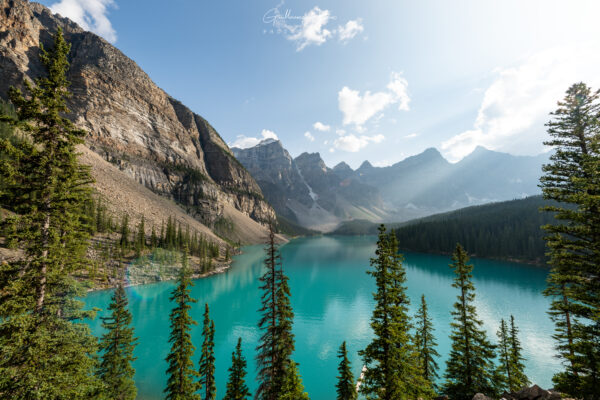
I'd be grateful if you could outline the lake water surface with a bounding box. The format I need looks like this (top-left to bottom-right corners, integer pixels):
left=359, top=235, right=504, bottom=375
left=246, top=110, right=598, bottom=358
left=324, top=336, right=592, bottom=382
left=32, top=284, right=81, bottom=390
left=83, top=235, right=560, bottom=399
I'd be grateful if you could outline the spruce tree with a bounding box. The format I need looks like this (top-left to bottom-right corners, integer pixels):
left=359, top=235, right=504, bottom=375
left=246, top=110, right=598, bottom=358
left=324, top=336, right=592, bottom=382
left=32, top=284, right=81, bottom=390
left=135, top=216, right=145, bottom=255
left=255, top=224, right=300, bottom=400
left=224, top=337, right=251, bottom=400
left=164, top=248, right=200, bottom=400
left=198, top=303, right=216, bottom=400
left=359, top=225, right=433, bottom=400
left=415, top=294, right=440, bottom=386
left=98, top=284, right=138, bottom=400
left=151, top=225, right=158, bottom=249
left=540, top=82, right=600, bottom=398
left=0, top=27, right=101, bottom=398
left=497, top=319, right=512, bottom=392
left=509, top=316, right=530, bottom=391
left=443, top=244, right=499, bottom=400
left=120, top=214, right=130, bottom=249
left=280, top=361, right=309, bottom=400
left=336, top=341, right=357, bottom=400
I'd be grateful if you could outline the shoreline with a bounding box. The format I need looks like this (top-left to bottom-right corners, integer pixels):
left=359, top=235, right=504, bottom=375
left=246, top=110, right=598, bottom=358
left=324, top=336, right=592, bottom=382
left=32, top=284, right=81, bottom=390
left=86, top=256, right=236, bottom=293
left=86, top=234, right=294, bottom=292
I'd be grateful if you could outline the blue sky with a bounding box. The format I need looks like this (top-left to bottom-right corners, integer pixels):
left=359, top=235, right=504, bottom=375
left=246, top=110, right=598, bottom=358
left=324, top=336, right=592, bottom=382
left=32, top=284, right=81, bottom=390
left=40, top=0, right=600, bottom=168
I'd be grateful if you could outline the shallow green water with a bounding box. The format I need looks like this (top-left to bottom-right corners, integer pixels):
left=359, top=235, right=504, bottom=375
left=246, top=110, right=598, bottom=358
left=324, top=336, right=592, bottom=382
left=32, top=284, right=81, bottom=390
left=83, top=235, right=559, bottom=399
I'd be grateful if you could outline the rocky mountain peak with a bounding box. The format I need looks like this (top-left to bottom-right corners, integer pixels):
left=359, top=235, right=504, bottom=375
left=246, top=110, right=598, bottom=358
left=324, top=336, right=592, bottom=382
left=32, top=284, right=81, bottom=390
left=357, top=160, right=374, bottom=172
left=295, top=152, right=328, bottom=173
left=333, top=161, right=353, bottom=172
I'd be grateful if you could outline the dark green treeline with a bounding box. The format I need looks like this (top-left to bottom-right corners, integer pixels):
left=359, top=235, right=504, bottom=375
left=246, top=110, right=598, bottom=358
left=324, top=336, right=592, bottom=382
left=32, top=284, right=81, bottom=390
left=393, top=196, right=556, bottom=264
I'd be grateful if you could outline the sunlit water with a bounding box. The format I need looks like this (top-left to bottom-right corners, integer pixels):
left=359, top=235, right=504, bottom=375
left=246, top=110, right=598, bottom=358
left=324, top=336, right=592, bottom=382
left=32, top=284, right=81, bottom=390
left=83, top=235, right=560, bottom=399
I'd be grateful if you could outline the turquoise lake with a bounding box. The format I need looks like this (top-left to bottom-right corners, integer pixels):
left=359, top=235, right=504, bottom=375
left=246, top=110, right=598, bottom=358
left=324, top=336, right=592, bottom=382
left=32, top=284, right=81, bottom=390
left=83, top=235, right=560, bottom=399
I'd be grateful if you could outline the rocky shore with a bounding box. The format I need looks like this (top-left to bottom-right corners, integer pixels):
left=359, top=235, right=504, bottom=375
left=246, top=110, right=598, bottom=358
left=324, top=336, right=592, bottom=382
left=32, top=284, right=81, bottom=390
left=434, top=385, right=574, bottom=400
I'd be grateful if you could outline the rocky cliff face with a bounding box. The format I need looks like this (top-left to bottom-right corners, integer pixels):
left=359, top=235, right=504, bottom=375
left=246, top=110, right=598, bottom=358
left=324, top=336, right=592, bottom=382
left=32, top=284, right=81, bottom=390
left=232, top=139, right=313, bottom=222
left=0, top=0, right=275, bottom=231
left=234, top=140, right=388, bottom=231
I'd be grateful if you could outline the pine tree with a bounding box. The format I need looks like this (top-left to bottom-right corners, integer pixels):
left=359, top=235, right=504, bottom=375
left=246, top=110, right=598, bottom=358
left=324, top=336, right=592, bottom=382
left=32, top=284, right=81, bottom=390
left=198, top=303, right=216, bottom=400
left=509, top=316, right=530, bottom=391
left=443, top=244, right=499, bottom=400
left=415, top=294, right=440, bottom=386
left=224, top=337, right=251, bottom=400
left=98, top=284, right=138, bottom=400
left=540, top=82, right=600, bottom=398
left=164, top=248, right=200, bottom=400
left=336, top=341, right=357, bottom=400
left=120, top=214, right=130, bottom=249
left=359, top=225, right=433, bottom=400
left=135, top=216, right=146, bottom=255
left=151, top=225, right=158, bottom=249
left=166, top=216, right=174, bottom=249
left=497, top=319, right=512, bottom=392
left=255, top=224, right=300, bottom=400
left=0, top=27, right=101, bottom=398
left=177, top=222, right=184, bottom=249
left=280, top=361, right=309, bottom=400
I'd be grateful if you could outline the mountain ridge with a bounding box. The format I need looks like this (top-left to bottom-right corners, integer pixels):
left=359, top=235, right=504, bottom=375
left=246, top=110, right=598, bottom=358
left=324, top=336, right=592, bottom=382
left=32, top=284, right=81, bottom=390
left=233, top=140, right=389, bottom=232
left=234, top=139, right=549, bottom=231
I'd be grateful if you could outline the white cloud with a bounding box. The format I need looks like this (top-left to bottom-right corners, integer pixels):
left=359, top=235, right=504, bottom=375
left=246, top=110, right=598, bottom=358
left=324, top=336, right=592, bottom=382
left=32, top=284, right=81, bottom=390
left=387, top=72, right=410, bottom=111
left=50, top=0, right=117, bottom=43
left=404, top=133, right=418, bottom=139
left=338, top=72, right=410, bottom=127
left=288, top=7, right=332, bottom=51
left=338, top=87, right=393, bottom=127
left=230, top=129, right=279, bottom=149
left=441, top=44, right=600, bottom=162
left=313, top=121, right=331, bottom=132
left=304, top=131, right=315, bottom=142
left=335, top=128, right=346, bottom=136
left=333, top=133, right=384, bottom=152
left=338, top=19, right=364, bottom=42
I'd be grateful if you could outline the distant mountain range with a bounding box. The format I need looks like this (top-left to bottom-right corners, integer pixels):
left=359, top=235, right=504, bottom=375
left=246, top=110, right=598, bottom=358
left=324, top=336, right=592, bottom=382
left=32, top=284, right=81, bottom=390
left=233, top=140, right=550, bottom=231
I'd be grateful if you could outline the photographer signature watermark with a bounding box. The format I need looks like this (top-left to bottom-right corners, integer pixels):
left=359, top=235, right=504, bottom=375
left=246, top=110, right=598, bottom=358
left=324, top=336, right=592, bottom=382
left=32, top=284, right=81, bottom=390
left=262, top=6, right=303, bottom=34
left=261, top=3, right=361, bottom=51
left=263, top=8, right=302, bottom=25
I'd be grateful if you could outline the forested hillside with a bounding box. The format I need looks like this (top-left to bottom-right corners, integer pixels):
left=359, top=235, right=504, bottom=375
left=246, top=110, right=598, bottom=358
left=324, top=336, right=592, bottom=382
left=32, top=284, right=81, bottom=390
left=392, top=196, right=556, bottom=264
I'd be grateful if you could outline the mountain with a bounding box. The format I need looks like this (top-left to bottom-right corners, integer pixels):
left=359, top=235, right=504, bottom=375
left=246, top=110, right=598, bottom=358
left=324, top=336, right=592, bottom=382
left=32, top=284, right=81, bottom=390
left=340, top=146, right=549, bottom=220
left=349, top=146, right=549, bottom=208
left=235, top=139, right=548, bottom=231
left=233, top=140, right=389, bottom=231
left=0, top=0, right=276, bottom=244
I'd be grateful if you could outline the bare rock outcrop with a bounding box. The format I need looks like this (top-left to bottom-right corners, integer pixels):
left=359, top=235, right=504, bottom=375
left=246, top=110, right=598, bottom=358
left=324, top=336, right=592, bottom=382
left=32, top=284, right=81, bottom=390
left=472, top=385, right=568, bottom=400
